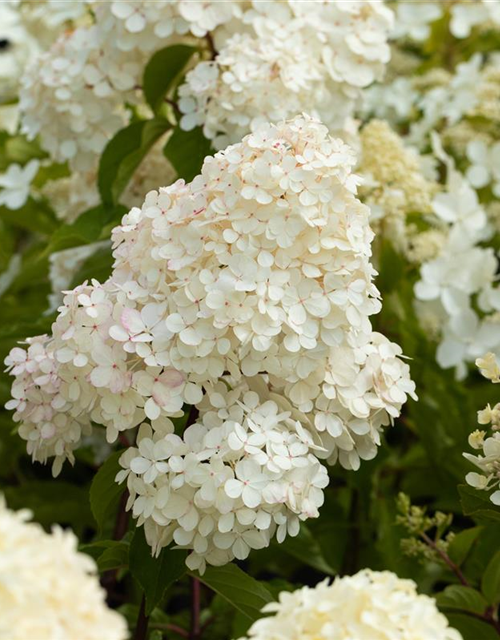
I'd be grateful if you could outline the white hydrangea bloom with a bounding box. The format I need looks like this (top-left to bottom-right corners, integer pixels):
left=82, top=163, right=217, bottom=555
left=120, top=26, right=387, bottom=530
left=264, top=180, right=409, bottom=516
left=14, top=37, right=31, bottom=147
left=118, top=380, right=329, bottom=573
left=0, top=3, right=39, bottom=103
left=450, top=0, right=500, bottom=39
left=91, top=0, right=239, bottom=52
left=392, top=2, right=443, bottom=42
left=6, top=117, right=414, bottom=565
left=109, top=115, right=415, bottom=463
left=465, top=432, right=500, bottom=504
left=179, top=0, right=394, bottom=146
left=464, top=354, right=500, bottom=505
left=0, top=159, right=39, bottom=210
left=40, top=170, right=100, bottom=223
left=414, top=152, right=500, bottom=379
left=17, top=0, right=238, bottom=174
left=466, top=139, right=500, bottom=196
left=238, top=570, right=462, bottom=640
left=5, top=279, right=189, bottom=475
left=19, top=25, right=139, bottom=171
left=0, top=498, right=128, bottom=640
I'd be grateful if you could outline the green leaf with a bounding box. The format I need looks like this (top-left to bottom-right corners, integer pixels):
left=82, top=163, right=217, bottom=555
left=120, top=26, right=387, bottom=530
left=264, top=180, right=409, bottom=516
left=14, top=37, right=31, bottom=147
left=98, top=118, right=170, bottom=206
left=445, top=614, right=499, bottom=640
left=459, top=485, right=500, bottom=523
left=89, top=450, right=125, bottom=534
left=97, top=541, right=130, bottom=572
left=1, top=199, right=59, bottom=235
left=81, top=539, right=130, bottom=572
left=143, top=44, right=196, bottom=113
left=46, top=203, right=127, bottom=256
left=47, top=206, right=106, bottom=254
left=194, top=564, right=273, bottom=622
left=164, top=126, right=212, bottom=182
left=129, top=527, right=187, bottom=615
left=70, top=246, right=113, bottom=288
left=437, top=585, right=488, bottom=615
left=482, top=549, right=500, bottom=604
left=278, top=524, right=334, bottom=575
left=3, top=481, right=93, bottom=534
left=448, top=527, right=483, bottom=567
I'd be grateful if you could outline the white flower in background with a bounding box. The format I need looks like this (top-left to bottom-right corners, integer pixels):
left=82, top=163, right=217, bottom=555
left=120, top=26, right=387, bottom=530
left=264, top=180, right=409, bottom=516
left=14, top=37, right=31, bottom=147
left=363, top=77, right=418, bottom=122
left=0, top=4, right=39, bottom=102
left=238, top=570, right=462, bottom=640
left=464, top=354, right=500, bottom=505
left=40, top=171, right=100, bottom=223
left=20, top=26, right=137, bottom=171
left=436, top=311, right=500, bottom=379
left=392, top=2, right=443, bottom=42
left=47, top=242, right=110, bottom=312
left=180, top=0, right=394, bottom=146
left=466, top=140, right=500, bottom=196
left=92, top=0, right=238, bottom=53
left=118, top=381, right=329, bottom=573
left=0, top=498, right=128, bottom=640
left=465, top=432, right=500, bottom=504
left=412, top=145, right=500, bottom=379
left=0, top=159, right=39, bottom=210
left=476, top=352, right=500, bottom=382
left=18, top=0, right=239, bottom=169
left=450, top=0, right=500, bottom=39
left=432, top=172, right=487, bottom=237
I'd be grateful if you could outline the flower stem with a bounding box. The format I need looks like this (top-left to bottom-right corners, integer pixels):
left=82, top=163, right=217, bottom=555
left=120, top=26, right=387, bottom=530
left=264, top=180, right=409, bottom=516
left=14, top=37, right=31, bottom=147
left=189, top=577, right=202, bottom=640
left=420, top=531, right=469, bottom=587
left=134, top=594, right=150, bottom=640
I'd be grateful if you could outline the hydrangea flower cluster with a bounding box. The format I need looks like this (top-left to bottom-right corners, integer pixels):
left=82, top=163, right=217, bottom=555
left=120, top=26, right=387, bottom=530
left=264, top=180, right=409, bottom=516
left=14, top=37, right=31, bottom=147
left=179, top=0, right=394, bottom=147
left=464, top=353, right=500, bottom=505
left=118, top=381, right=328, bottom=573
left=0, top=498, right=128, bottom=640
left=17, top=0, right=240, bottom=173
left=413, top=141, right=500, bottom=379
left=238, top=570, right=462, bottom=640
left=17, top=0, right=394, bottom=174
left=5, top=115, right=415, bottom=567
left=358, top=119, right=438, bottom=257
left=362, top=22, right=500, bottom=378
left=20, top=25, right=140, bottom=172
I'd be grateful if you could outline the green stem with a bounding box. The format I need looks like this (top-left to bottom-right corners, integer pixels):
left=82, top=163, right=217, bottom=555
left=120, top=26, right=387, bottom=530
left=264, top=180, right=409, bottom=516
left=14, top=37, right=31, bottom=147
left=134, top=594, right=150, bottom=640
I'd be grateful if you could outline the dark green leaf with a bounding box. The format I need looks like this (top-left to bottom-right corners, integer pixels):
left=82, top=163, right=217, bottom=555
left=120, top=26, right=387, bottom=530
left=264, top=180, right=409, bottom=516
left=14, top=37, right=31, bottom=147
left=437, top=585, right=488, bottom=614
left=129, top=527, right=187, bottom=615
left=278, top=524, right=334, bottom=575
left=0, top=199, right=59, bottom=235
left=459, top=485, right=500, bottom=523
left=4, top=481, right=93, bottom=534
left=194, top=564, right=273, bottom=622
left=482, top=549, right=500, bottom=604
left=445, top=614, right=499, bottom=640
left=448, top=527, right=483, bottom=566
left=70, top=246, right=114, bottom=288
left=143, top=44, right=196, bottom=113
left=89, top=450, right=125, bottom=533
left=97, top=541, right=130, bottom=572
left=164, top=126, right=212, bottom=182
left=47, top=205, right=105, bottom=254
left=81, top=539, right=130, bottom=572
left=98, top=119, right=170, bottom=206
